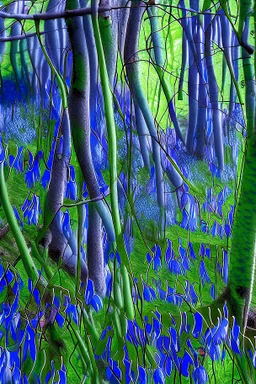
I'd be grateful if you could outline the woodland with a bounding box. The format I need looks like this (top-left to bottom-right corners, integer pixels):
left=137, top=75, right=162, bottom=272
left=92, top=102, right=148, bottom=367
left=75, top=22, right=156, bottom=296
left=0, top=0, right=255, bottom=383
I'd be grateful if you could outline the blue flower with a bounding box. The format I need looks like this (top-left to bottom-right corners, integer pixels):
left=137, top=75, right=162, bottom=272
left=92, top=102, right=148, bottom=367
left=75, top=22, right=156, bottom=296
left=23, top=195, right=42, bottom=225
left=13, top=207, right=24, bottom=228
left=222, top=250, right=228, bottom=284
left=138, top=366, right=147, bottom=383
left=199, top=261, right=210, bottom=286
left=192, top=366, right=208, bottom=384
left=24, top=152, right=42, bottom=188
left=153, top=244, right=162, bottom=271
left=169, top=259, right=182, bottom=275
left=230, top=317, right=241, bottom=355
left=210, top=283, right=215, bottom=300
left=62, top=211, right=72, bottom=239
left=66, top=165, right=77, bottom=200
left=165, top=239, right=173, bottom=264
left=188, top=242, right=196, bottom=259
left=180, top=350, right=194, bottom=377
left=211, top=318, right=229, bottom=345
left=41, top=169, right=51, bottom=189
left=153, top=368, right=165, bottom=383
left=211, top=221, right=217, bottom=237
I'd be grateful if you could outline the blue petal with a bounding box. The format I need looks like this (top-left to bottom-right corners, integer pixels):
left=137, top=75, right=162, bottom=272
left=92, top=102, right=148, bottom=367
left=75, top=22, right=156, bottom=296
left=153, top=368, right=165, bottom=384
left=85, top=279, right=94, bottom=305
left=192, top=312, right=203, bottom=338
left=55, top=313, right=65, bottom=328
left=192, top=366, right=208, bottom=384
left=138, top=366, right=147, bottom=383
left=180, top=350, right=194, bottom=377
left=90, top=295, right=103, bottom=312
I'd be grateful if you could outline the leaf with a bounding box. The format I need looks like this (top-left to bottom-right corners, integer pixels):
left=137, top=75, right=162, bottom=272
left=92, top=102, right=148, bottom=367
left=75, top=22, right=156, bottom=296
left=202, top=0, right=212, bottom=11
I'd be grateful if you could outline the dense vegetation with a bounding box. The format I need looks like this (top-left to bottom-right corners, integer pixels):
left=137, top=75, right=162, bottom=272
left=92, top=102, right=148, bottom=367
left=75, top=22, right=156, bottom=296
left=0, top=0, right=256, bottom=382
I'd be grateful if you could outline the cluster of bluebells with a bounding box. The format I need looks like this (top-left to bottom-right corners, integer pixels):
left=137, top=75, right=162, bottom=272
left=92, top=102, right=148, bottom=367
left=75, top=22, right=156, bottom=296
left=0, top=243, right=251, bottom=384
left=0, top=257, right=109, bottom=383
left=99, top=302, right=249, bottom=383
left=143, top=239, right=228, bottom=304
left=178, top=185, right=199, bottom=232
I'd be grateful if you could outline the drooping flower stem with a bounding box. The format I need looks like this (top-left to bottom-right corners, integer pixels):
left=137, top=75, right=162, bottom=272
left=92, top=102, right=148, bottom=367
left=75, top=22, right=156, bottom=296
left=91, top=0, right=134, bottom=319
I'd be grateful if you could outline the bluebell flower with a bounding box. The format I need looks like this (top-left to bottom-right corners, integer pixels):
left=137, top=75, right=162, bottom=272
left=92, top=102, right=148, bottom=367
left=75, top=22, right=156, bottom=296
left=13, top=207, right=24, bottom=228
left=200, top=220, right=209, bottom=233
left=228, top=205, right=234, bottom=225
left=180, top=350, right=194, bottom=377
left=66, top=165, right=77, bottom=200
left=153, top=368, right=165, bottom=383
left=210, top=283, right=215, bottom=300
left=138, top=365, right=147, bottom=384
left=222, top=250, right=228, bottom=284
left=55, top=313, right=65, bottom=328
left=230, top=317, right=241, bottom=355
left=224, top=221, right=231, bottom=237
left=180, top=192, right=190, bottom=210
left=188, top=198, right=198, bottom=231
left=24, top=152, right=42, bottom=188
left=223, top=302, right=229, bottom=318
left=123, top=358, right=133, bottom=383
left=23, top=323, right=36, bottom=362
left=23, top=195, right=42, bottom=226
left=217, top=223, right=224, bottom=239
left=169, top=259, right=182, bottom=275
left=165, top=239, right=173, bottom=264
left=157, top=285, right=167, bottom=301
left=127, top=320, right=139, bottom=347
left=146, top=252, right=152, bottom=264
left=142, top=282, right=153, bottom=302
left=185, top=281, right=198, bottom=304
left=211, top=317, right=229, bottom=345
left=152, top=317, right=162, bottom=339
left=165, top=355, right=172, bottom=376
left=192, top=366, right=208, bottom=384
left=85, top=279, right=94, bottom=305
left=41, top=169, right=51, bottom=189
left=62, top=211, right=72, bottom=239
left=153, top=244, right=162, bottom=271
left=180, top=209, right=189, bottom=229
left=106, top=366, right=121, bottom=384
left=211, top=221, right=217, bottom=237
left=207, top=343, right=221, bottom=360
left=59, top=364, right=67, bottom=384
left=96, top=170, right=109, bottom=195
left=180, top=312, right=190, bottom=335
left=199, top=243, right=205, bottom=257
left=90, top=295, right=103, bottom=312
left=199, top=260, right=210, bottom=286
left=188, top=242, right=196, bottom=259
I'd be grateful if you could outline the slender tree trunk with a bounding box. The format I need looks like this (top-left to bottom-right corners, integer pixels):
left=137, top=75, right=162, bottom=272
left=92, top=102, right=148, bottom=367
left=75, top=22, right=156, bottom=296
left=227, top=18, right=256, bottom=329
left=205, top=14, right=224, bottom=170
left=99, top=0, right=118, bottom=87
left=66, top=1, right=106, bottom=295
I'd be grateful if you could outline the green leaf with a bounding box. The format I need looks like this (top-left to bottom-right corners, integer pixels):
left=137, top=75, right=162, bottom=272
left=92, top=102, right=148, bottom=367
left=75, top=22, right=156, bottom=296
left=202, top=0, right=212, bottom=11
